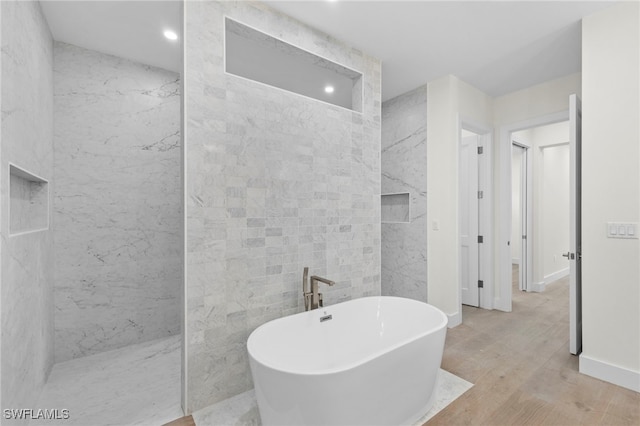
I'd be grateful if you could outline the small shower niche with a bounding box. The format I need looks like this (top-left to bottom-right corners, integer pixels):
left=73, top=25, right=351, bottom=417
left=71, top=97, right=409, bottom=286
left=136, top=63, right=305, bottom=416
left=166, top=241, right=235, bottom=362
left=9, top=164, right=49, bottom=236
left=225, top=17, right=363, bottom=112
left=381, top=192, right=410, bottom=223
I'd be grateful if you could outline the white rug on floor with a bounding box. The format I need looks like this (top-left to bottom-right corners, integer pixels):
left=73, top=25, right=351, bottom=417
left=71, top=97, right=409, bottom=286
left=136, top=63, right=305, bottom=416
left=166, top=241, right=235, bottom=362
left=193, top=368, right=473, bottom=426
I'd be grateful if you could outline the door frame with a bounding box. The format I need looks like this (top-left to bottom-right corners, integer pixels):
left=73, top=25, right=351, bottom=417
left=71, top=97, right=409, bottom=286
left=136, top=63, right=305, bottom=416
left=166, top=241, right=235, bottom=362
left=458, top=116, right=493, bottom=310
left=569, top=93, right=582, bottom=355
left=497, top=110, right=569, bottom=312
left=510, top=142, right=530, bottom=292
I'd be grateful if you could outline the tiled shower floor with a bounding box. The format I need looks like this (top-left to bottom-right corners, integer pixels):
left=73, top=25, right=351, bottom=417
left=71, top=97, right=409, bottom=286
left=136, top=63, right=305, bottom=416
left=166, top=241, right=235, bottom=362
left=32, top=335, right=182, bottom=426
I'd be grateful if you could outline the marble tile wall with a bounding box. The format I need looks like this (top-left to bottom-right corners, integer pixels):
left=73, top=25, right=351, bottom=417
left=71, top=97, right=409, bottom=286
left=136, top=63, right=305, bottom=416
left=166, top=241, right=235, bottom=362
left=52, top=42, right=182, bottom=362
left=1, top=0, right=54, bottom=419
left=381, top=86, right=429, bottom=301
left=184, top=0, right=381, bottom=412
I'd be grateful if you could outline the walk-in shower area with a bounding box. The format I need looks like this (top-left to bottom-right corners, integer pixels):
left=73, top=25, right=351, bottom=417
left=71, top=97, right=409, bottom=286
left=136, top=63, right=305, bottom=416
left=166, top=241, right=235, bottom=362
left=1, top=1, right=182, bottom=423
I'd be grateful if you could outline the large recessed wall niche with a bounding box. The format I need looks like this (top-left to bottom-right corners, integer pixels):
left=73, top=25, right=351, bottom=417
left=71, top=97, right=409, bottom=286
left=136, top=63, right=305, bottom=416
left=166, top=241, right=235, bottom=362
left=225, top=17, right=363, bottom=112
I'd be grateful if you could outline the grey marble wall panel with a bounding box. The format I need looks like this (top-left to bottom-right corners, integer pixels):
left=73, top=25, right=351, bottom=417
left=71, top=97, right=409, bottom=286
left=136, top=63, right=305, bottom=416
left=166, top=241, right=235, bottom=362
left=52, top=42, right=181, bottom=362
left=1, top=0, right=54, bottom=419
left=185, top=0, right=381, bottom=412
left=381, top=86, right=428, bottom=302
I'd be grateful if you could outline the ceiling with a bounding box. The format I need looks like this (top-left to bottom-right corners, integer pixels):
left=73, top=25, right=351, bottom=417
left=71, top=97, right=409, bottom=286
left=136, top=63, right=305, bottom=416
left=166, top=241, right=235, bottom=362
left=41, top=0, right=617, bottom=101
left=40, top=1, right=183, bottom=74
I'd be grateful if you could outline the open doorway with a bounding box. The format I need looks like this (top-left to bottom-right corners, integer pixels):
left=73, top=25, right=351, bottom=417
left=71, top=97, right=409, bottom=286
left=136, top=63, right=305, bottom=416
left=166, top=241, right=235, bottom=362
left=495, top=111, right=570, bottom=312
left=510, top=121, right=570, bottom=296
left=499, top=95, right=582, bottom=355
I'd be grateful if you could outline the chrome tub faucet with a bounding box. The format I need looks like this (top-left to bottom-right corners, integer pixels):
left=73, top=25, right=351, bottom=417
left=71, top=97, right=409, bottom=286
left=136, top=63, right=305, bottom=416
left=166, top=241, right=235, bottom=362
left=302, top=267, right=335, bottom=311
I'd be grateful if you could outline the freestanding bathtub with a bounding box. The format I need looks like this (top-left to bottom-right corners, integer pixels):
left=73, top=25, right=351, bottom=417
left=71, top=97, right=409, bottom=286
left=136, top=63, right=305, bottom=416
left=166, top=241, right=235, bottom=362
left=247, top=296, right=448, bottom=426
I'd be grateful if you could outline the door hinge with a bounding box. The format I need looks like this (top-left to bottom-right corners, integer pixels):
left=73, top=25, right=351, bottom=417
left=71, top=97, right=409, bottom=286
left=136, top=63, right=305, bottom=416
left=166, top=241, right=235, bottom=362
left=478, top=235, right=484, bottom=243
left=478, top=280, right=484, bottom=288
left=477, top=146, right=484, bottom=154
left=478, top=190, right=484, bottom=199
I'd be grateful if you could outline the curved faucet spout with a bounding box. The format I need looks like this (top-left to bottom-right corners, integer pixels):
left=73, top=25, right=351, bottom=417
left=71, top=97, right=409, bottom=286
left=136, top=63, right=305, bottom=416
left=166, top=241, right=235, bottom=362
left=310, top=275, right=335, bottom=286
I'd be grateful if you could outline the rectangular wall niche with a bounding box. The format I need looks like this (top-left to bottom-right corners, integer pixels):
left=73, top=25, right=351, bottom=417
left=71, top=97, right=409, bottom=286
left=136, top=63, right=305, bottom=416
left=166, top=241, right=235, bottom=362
left=381, top=193, right=410, bottom=223
left=9, top=164, right=49, bottom=236
left=225, top=17, right=363, bottom=112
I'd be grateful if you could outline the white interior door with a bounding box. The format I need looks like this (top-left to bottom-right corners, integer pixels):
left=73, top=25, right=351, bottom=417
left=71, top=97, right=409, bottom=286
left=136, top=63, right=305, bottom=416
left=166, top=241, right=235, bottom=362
left=460, top=135, right=479, bottom=307
left=568, top=94, right=583, bottom=355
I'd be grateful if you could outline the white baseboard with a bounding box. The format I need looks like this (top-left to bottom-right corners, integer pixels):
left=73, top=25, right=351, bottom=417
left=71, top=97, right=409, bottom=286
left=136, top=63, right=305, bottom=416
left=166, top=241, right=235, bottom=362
left=580, top=354, right=640, bottom=392
left=544, top=267, right=570, bottom=285
left=529, top=281, right=546, bottom=293
left=447, top=311, right=462, bottom=328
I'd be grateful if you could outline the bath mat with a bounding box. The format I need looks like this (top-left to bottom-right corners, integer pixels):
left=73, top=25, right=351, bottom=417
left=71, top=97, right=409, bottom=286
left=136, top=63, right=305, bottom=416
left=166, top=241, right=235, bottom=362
left=192, top=368, right=473, bottom=425
left=413, top=369, right=473, bottom=424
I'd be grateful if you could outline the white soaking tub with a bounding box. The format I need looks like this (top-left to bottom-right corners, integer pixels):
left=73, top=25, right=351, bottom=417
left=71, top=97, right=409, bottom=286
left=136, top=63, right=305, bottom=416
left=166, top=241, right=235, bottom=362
left=247, top=296, right=448, bottom=426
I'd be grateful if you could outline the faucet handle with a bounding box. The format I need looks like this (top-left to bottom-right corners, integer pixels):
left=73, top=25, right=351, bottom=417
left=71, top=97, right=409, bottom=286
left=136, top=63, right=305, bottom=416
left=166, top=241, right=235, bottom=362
left=303, top=267, right=310, bottom=311
left=304, top=292, right=312, bottom=311
left=303, top=267, right=309, bottom=290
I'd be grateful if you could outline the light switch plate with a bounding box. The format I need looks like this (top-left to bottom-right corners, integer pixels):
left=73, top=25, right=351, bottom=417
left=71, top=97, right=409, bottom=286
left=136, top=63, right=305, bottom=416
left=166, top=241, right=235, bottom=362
left=607, top=222, right=638, bottom=239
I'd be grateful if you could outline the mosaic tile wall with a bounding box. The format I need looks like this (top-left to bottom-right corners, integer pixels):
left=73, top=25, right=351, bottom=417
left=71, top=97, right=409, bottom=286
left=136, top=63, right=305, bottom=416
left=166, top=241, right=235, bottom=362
left=184, top=0, right=381, bottom=411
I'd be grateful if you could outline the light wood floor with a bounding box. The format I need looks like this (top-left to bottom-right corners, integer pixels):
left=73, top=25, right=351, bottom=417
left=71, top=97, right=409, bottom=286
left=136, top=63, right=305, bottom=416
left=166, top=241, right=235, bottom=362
left=167, top=267, right=640, bottom=426
left=164, top=416, right=195, bottom=426
left=428, top=266, right=640, bottom=425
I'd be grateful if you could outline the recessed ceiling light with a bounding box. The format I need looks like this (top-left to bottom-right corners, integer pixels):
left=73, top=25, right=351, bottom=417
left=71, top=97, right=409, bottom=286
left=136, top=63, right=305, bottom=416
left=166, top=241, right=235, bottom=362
left=324, top=85, right=335, bottom=94
left=164, top=30, right=178, bottom=41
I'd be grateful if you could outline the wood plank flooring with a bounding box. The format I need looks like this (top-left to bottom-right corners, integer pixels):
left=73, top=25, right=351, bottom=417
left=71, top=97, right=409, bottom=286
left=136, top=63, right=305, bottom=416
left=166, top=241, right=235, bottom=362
left=164, top=415, right=195, bottom=426
left=166, top=267, right=639, bottom=425
left=428, top=266, right=640, bottom=425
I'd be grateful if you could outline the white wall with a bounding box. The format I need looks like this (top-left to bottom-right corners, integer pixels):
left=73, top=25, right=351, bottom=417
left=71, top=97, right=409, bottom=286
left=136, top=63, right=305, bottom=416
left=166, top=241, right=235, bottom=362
left=580, top=1, right=639, bottom=391
left=427, top=75, right=492, bottom=325
left=493, top=73, right=581, bottom=127
left=427, top=76, right=458, bottom=321
left=535, top=121, right=570, bottom=282
left=541, top=144, right=570, bottom=280
left=541, top=145, right=570, bottom=278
